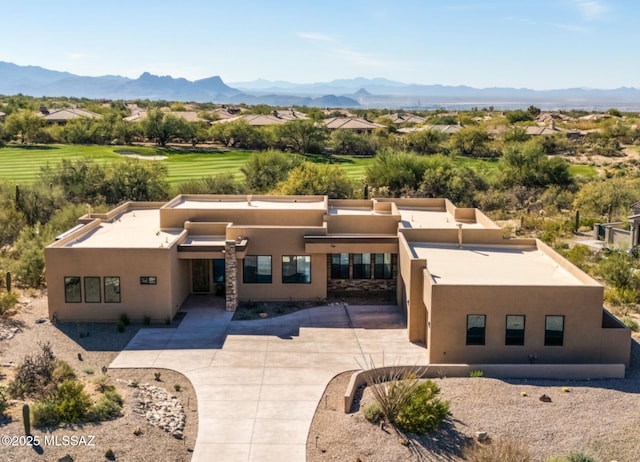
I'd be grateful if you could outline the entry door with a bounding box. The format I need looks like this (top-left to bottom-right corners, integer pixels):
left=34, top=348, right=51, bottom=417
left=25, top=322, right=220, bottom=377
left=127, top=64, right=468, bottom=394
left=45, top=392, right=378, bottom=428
left=192, top=259, right=210, bottom=293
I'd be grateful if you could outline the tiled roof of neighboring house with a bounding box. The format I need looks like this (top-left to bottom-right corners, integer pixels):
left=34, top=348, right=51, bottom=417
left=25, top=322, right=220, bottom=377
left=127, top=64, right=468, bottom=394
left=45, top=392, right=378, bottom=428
left=397, top=124, right=462, bottom=134
left=525, top=126, right=560, bottom=136
left=322, top=117, right=387, bottom=131
left=123, top=110, right=207, bottom=123
left=579, top=113, right=611, bottom=121
left=38, top=107, right=102, bottom=123
left=536, top=112, right=574, bottom=123
left=212, top=106, right=243, bottom=120
left=387, top=113, right=427, bottom=125
left=213, top=110, right=308, bottom=126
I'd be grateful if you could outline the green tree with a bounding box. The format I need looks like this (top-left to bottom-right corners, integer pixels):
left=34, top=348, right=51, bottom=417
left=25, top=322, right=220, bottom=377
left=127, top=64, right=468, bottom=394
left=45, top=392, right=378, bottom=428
left=449, top=126, right=492, bottom=157
left=275, top=163, right=353, bottom=198
left=365, top=149, right=429, bottom=196
left=418, top=155, right=486, bottom=205
left=405, top=129, right=447, bottom=155
left=497, top=141, right=571, bottom=188
left=142, top=109, right=186, bottom=147
left=574, top=178, right=640, bottom=220
left=241, top=150, right=304, bottom=193
left=4, top=110, right=45, bottom=144
left=103, top=160, right=170, bottom=203
left=175, top=173, right=246, bottom=195
left=505, top=109, right=534, bottom=123
left=40, top=158, right=107, bottom=204
left=329, top=129, right=377, bottom=156
left=13, top=226, right=48, bottom=288
left=275, top=120, right=327, bottom=154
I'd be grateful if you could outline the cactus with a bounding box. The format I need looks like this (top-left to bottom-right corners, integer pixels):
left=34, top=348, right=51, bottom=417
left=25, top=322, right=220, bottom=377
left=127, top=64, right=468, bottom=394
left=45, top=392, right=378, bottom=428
left=6, top=271, right=11, bottom=293
left=22, top=404, right=31, bottom=435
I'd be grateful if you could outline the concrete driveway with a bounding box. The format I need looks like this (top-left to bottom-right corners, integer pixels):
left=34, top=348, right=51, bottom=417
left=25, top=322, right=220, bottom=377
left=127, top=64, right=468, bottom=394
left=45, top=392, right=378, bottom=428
left=110, top=296, right=427, bottom=462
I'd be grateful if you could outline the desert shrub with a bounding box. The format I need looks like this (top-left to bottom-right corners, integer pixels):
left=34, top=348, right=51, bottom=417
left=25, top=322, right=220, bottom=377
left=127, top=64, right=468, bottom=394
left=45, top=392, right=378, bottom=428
left=469, top=369, right=484, bottom=378
left=93, top=374, right=115, bottom=393
left=0, top=386, right=7, bottom=415
left=52, top=359, right=77, bottom=383
left=54, top=380, right=92, bottom=423
left=9, top=342, right=56, bottom=398
left=547, top=453, right=598, bottom=462
left=464, top=438, right=532, bottom=462
left=0, top=291, right=19, bottom=316
left=363, top=402, right=383, bottom=424
left=395, top=380, right=449, bottom=434
left=32, top=400, right=60, bottom=427
left=622, top=316, right=639, bottom=332
left=86, top=390, right=123, bottom=421
left=119, top=312, right=130, bottom=326
left=116, top=320, right=126, bottom=332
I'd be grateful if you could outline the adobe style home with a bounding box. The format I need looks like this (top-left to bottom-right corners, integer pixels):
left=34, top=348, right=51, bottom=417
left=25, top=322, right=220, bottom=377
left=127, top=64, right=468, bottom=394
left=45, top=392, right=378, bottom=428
left=45, top=195, right=631, bottom=368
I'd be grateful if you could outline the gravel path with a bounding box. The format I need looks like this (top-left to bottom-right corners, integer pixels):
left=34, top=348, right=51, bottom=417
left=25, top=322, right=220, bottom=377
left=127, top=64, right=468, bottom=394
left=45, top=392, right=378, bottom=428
left=308, top=340, right=640, bottom=462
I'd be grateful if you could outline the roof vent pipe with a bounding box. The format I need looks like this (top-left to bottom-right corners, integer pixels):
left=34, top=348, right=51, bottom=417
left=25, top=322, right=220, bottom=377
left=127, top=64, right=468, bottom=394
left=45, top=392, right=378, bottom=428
left=457, top=223, right=463, bottom=249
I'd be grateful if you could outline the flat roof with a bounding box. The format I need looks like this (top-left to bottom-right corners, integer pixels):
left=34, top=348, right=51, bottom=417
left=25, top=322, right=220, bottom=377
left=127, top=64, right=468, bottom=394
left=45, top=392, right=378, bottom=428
left=328, top=207, right=375, bottom=216
left=64, top=209, right=181, bottom=249
left=398, top=206, right=485, bottom=229
left=171, top=198, right=326, bottom=210
left=410, top=243, right=584, bottom=286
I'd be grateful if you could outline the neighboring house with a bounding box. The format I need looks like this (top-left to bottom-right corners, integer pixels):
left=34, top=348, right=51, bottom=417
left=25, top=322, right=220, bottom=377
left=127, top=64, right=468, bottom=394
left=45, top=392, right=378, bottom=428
left=213, top=109, right=308, bottom=127
left=387, top=113, right=426, bottom=125
left=322, top=116, right=387, bottom=133
left=46, top=195, right=630, bottom=372
left=398, top=124, right=462, bottom=135
left=38, top=106, right=102, bottom=124
left=596, top=201, right=640, bottom=248
left=123, top=109, right=207, bottom=123
left=0, top=112, right=6, bottom=123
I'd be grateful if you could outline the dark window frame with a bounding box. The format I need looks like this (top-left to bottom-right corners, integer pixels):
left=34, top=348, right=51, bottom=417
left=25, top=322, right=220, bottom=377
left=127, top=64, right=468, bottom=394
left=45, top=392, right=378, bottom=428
left=64, top=276, right=82, bottom=303
left=243, top=256, right=272, bottom=284
left=353, top=253, right=371, bottom=279
left=282, top=255, right=311, bottom=284
left=84, top=276, right=101, bottom=303
left=330, top=253, right=350, bottom=279
left=374, top=253, right=392, bottom=279
left=104, top=276, right=121, bottom=303
left=140, top=276, right=158, bottom=285
left=544, top=315, right=564, bottom=346
left=505, top=315, right=525, bottom=346
left=466, top=314, right=486, bottom=346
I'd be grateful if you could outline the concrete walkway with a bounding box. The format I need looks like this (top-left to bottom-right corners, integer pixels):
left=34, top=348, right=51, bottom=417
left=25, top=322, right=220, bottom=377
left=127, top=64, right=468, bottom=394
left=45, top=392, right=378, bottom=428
left=110, top=296, right=427, bottom=462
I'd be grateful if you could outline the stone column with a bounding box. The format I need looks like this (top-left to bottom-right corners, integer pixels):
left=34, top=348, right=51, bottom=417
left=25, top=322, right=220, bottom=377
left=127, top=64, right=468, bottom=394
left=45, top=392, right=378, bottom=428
left=225, top=240, right=238, bottom=311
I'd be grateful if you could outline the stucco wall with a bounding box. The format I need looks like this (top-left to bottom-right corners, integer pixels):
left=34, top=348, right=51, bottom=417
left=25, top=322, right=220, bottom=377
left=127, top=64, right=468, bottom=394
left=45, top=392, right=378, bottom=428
left=427, top=284, right=606, bottom=364
left=46, top=246, right=177, bottom=322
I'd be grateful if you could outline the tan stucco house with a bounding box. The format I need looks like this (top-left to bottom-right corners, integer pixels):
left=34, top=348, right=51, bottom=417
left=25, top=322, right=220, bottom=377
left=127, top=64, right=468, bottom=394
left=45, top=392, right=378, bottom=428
left=45, top=195, right=631, bottom=369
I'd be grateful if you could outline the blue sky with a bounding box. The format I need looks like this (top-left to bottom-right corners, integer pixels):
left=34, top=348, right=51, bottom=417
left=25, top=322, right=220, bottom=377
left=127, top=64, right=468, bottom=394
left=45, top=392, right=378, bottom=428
left=2, top=0, right=637, bottom=89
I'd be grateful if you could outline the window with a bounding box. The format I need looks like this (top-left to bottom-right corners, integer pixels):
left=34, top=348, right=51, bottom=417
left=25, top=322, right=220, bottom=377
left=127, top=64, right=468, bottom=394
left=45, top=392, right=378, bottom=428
left=331, top=253, right=349, bottom=279
left=374, top=253, right=392, bottom=279
left=505, top=315, right=525, bottom=345
left=243, top=256, right=272, bottom=283
left=353, top=253, right=371, bottom=279
left=282, top=255, right=311, bottom=284
left=466, top=315, right=486, bottom=345
left=84, top=277, right=101, bottom=303
left=545, top=315, right=564, bottom=346
left=104, top=277, right=121, bottom=303
left=140, top=276, right=157, bottom=285
left=213, top=259, right=225, bottom=283
left=64, top=277, right=81, bottom=303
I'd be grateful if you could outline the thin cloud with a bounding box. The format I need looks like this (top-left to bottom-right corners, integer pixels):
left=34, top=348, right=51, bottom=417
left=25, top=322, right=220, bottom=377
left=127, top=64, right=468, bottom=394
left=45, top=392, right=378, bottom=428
left=572, top=0, right=608, bottom=20
left=66, top=52, right=88, bottom=61
left=332, top=48, right=386, bottom=68
left=552, top=22, right=588, bottom=32
left=297, top=32, right=333, bottom=42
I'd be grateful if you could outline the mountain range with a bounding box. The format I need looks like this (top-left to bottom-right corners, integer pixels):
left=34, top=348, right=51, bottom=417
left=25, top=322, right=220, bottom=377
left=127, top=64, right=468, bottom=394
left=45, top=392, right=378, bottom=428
left=2, top=61, right=640, bottom=110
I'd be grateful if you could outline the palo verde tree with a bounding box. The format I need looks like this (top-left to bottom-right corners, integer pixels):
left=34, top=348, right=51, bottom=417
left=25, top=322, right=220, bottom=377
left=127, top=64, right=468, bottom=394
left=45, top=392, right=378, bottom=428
left=241, top=150, right=304, bottom=193
left=275, top=120, right=328, bottom=154
left=275, top=163, right=354, bottom=198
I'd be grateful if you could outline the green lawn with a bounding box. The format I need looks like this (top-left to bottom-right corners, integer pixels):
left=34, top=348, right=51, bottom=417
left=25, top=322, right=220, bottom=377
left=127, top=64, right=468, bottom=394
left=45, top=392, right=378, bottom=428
left=0, top=144, right=597, bottom=187
left=0, top=145, right=373, bottom=186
